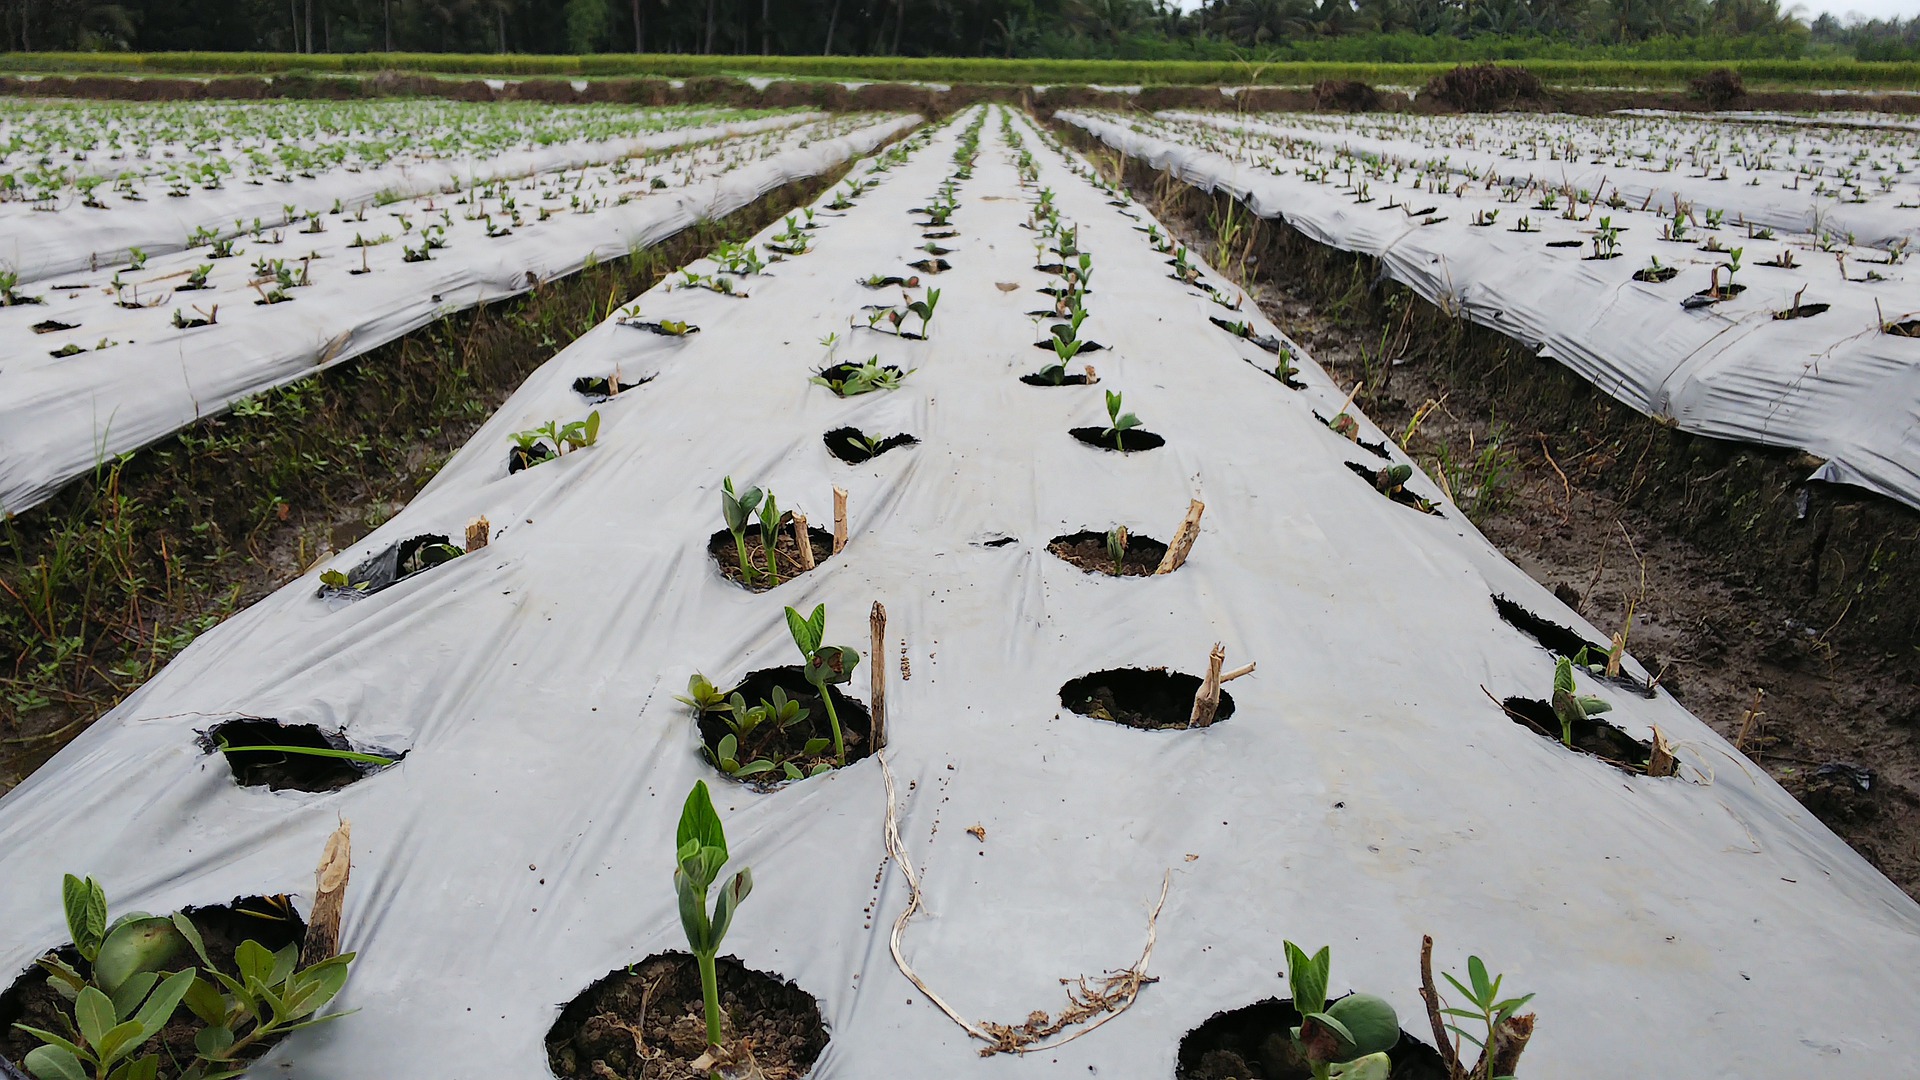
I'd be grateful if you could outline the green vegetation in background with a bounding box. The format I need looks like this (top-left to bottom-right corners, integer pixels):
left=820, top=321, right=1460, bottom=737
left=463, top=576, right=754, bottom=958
left=3, top=50, right=1919, bottom=89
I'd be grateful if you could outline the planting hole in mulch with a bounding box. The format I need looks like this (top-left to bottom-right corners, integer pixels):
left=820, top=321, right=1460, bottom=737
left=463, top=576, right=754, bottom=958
left=1031, top=337, right=1104, bottom=353
left=1176, top=996, right=1448, bottom=1080
left=1502, top=695, right=1654, bottom=773
left=1632, top=266, right=1679, bottom=283
left=1773, top=303, right=1830, bottom=320
left=922, top=228, right=957, bottom=240
left=697, top=666, right=873, bottom=787
left=1048, top=529, right=1169, bottom=576
left=30, top=319, right=77, bottom=334
left=1, top=895, right=307, bottom=1076
left=317, top=532, right=464, bottom=598
left=1070, top=426, right=1166, bottom=453
left=510, top=442, right=554, bottom=472
left=1546, top=240, right=1584, bottom=249
left=546, top=951, right=827, bottom=1080
left=823, top=426, right=917, bottom=464
left=1684, top=283, right=1747, bottom=307
left=1491, top=593, right=1654, bottom=697
left=1316, top=414, right=1391, bottom=460
left=706, top=527, right=836, bottom=591
left=1209, top=316, right=1285, bottom=353
left=907, top=258, right=950, bottom=274
left=1886, top=319, right=1920, bottom=338
left=618, top=320, right=700, bottom=337
left=202, top=716, right=402, bottom=791
left=1344, top=462, right=1440, bottom=515
left=1060, top=668, right=1232, bottom=730
left=572, top=373, right=652, bottom=402
left=1022, top=370, right=1095, bottom=386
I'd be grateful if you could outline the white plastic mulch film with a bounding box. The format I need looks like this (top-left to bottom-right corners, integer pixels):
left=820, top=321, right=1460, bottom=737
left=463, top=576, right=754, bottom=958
left=2, top=104, right=1918, bottom=1080
left=0, top=109, right=919, bottom=515
left=1060, top=108, right=1920, bottom=512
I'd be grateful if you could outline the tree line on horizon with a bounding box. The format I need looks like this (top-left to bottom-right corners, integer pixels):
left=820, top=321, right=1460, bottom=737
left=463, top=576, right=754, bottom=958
left=3, top=0, right=1916, bottom=64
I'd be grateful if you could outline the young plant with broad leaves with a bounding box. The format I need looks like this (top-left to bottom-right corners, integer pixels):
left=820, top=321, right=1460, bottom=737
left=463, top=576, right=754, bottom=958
left=1103, top=390, right=1141, bottom=449
left=1549, top=656, right=1612, bottom=748
left=784, top=604, right=860, bottom=766
left=720, top=477, right=764, bottom=585
left=674, top=781, right=753, bottom=1052
left=1283, top=941, right=1400, bottom=1080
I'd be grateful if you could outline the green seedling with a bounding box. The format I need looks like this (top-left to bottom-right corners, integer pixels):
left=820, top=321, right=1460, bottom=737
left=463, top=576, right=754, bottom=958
left=1106, top=527, right=1128, bottom=575
left=907, top=287, right=941, bottom=339
left=785, top=604, right=860, bottom=766
left=509, top=411, right=601, bottom=467
left=720, top=477, right=764, bottom=585
left=757, top=490, right=785, bottom=588
left=1440, top=955, right=1536, bottom=1080
left=676, top=673, right=732, bottom=714
left=674, top=781, right=753, bottom=1053
left=1103, top=390, right=1141, bottom=449
left=709, top=688, right=831, bottom=781
left=1550, top=655, right=1612, bottom=748
left=1283, top=941, right=1400, bottom=1080
left=212, top=737, right=395, bottom=767
left=811, top=357, right=907, bottom=397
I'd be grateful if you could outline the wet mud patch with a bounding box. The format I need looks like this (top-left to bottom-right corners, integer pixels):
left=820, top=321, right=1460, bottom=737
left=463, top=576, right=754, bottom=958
left=696, top=666, right=872, bottom=788
left=1060, top=668, right=1231, bottom=730
left=1048, top=530, right=1169, bottom=576
left=317, top=532, right=464, bottom=598
left=706, top=527, right=835, bottom=591
left=546, top=952, right=827, bottom=1080
left=1, top=895, right=308, bottom=1076
left=1177, top=996, right=1448, bottom=1080
left=1502, top=695, right=1654, bottom=773
left=824, top=426, right=917, bottom=464
left=572, top=373, right=652, bottom=402
left=202, top=716, right=402, bottom=791
left=1071, top=426, right=1165, bottom=453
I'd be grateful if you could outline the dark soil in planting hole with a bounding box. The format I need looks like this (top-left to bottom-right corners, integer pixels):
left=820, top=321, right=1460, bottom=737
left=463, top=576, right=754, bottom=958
left=30, top=319, right=77, bottom=334
left=317, top=532, right=463, bottom=597
left=1176, top=996, right=1448, bottom=1080
left=1, top=895, right=307, bottom=1076
left=509, top=442, right=554, bottom=472
left=1491, top=594, right=1654, bottom=697
left=572, top=374, right=652, bottom=402
left=823, top=426, right=916, bottom=464
left=1886, top=319, right=1920, bottom=338
left=201, top=716, right=401, bottom=791
left=1317, top=416, right=1392, bottom=460
left=1502, top=695, right=1654, bottom=772
left=697, top=666, right=873, bottom=785
left=1048, top=530, right=1169, bottom=576
left=617, top=320, right=700, bottom=337
left=1032, top=338, right=1104, bottom=353
left=1344, top=461, right=1440, bottom=515
left=1060, top=668, right=1232, bottom=730
left=1022, top=371, right=1095, bottom=386
left=922, top=229, right=957, bottom=240
left=545, top=951, right=827, bottom=1080
left=1773, top=303, right=1830, bottom=320
left=706, top=527, right=836, bottom=591
left=814, top=361, right=907, bottom=395
left=1685, top=283, right=1748, bottom=306
left=1070, top=426, right=1165, bottom=453
left=859, top=275, right=918, bottom=289
left=1209, top=316, right=1285, bottom=353
left=1546, top=239, right=1584, bottom=248
left=1632, top=266, right=1679, bottom=283
left=907, top=258, right=950, bottom=274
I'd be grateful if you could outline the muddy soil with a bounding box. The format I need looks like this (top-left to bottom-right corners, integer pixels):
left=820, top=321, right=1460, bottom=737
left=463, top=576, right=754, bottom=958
left=545, top=952, right=827, bottom=1080
left=1135, top=170, right=1920, bottom=898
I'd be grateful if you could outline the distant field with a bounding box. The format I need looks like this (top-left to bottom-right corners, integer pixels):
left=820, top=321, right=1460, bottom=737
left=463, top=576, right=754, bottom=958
left=4, top=51, right=1920, bottom=91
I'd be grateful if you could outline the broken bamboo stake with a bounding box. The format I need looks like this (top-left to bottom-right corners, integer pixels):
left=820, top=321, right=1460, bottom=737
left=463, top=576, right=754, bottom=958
left=465, top=516, right=489, bottom=552
left=1188, top=643, right=1227, bottom=729
left=298, top=819, right=351, bottom=969
left=792, top=512, right=816, bottom=571
left=870, top=602, right=888, bottom=752
left=1154, top=499, right=1205, bottom=575
left=1221, top=662, right=1256, bottom=682
left=833, top=486, right=849, bottom=555
left=1083, top=363, right=1098, bottom=383
left=1335, top=379, right=1364, bottom=419
left=1646, top=726, right=1676, bottom=778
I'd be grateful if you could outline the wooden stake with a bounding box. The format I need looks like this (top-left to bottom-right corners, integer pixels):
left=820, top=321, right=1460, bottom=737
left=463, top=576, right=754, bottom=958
left=792, top=512, right=816, bottom=571
left=1083, top=363, right=1097, bottom=384
left=1479, top=1012, right=1536, bottom=1080
left=299, top=819, right=351, bottom=969
left=870, top=602, right=888, bottom=752
left=1420, top=935, right=1468, bottom=1080
left=1647, top=726, right=1676, bottom=778
left=1335, top=379, right=1364, bottom=418
left=465, top=516, right=490, bottom=552
left=1221, top=662, right=1256, bottom=682
left=833, top=487, right=849, bottom=555
left=1188, top=643, right=1227, bottom=729
left=1154, top=499, right=1205, bottom=575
